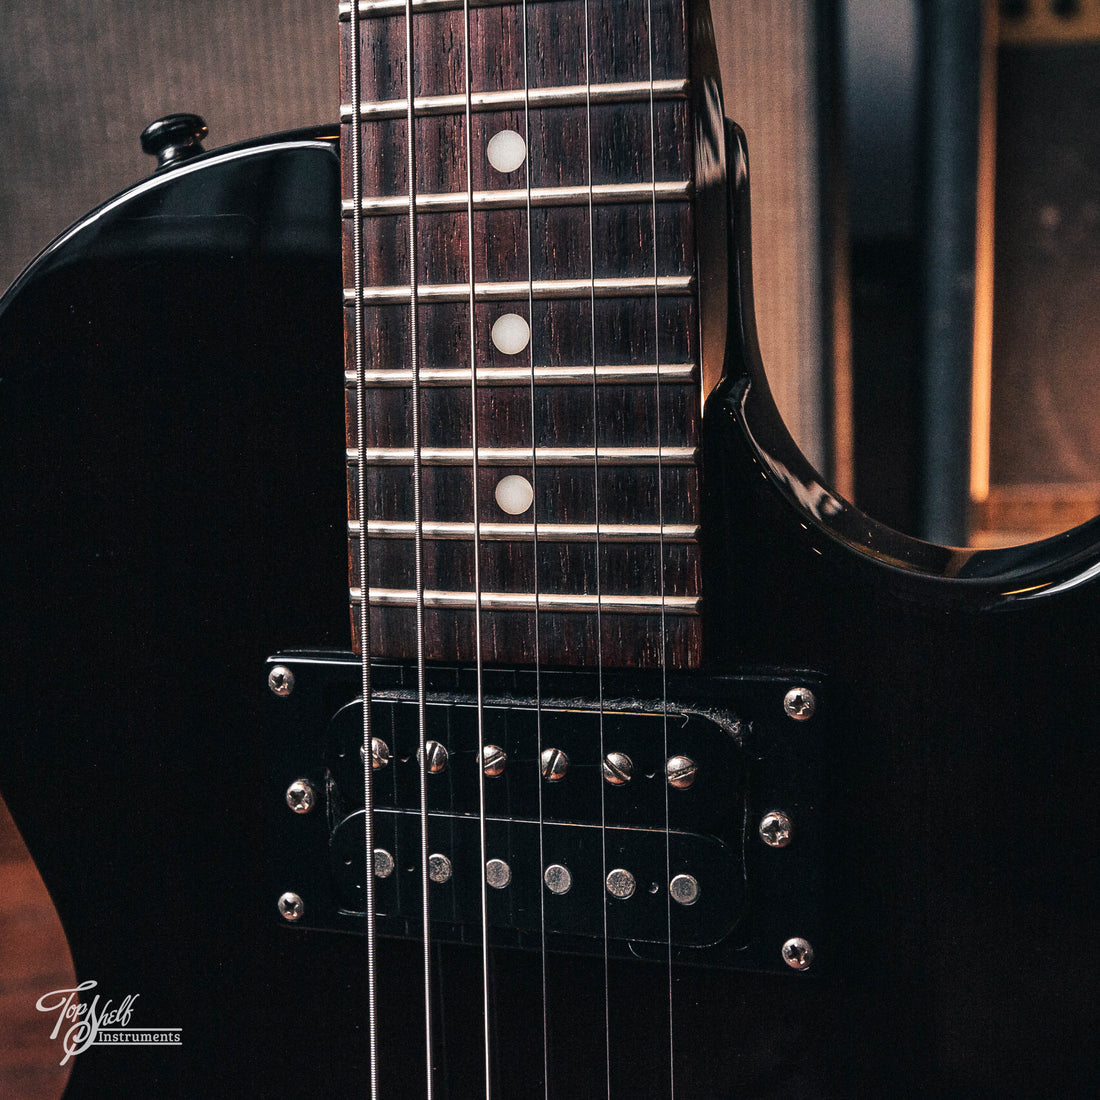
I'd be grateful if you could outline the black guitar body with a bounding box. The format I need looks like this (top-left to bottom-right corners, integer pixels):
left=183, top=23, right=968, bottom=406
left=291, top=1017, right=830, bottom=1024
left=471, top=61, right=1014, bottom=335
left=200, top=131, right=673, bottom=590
left=1, top=127, right=1096, bottom=1097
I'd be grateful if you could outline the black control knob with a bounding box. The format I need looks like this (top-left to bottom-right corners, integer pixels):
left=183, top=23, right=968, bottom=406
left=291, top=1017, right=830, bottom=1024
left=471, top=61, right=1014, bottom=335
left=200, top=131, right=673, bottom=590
left=140, top=113, right=208, bottom=171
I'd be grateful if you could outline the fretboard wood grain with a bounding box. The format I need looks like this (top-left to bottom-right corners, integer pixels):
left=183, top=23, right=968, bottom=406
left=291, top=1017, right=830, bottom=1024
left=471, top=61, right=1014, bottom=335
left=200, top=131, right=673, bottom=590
left=342, top=0, right=704, bottom=667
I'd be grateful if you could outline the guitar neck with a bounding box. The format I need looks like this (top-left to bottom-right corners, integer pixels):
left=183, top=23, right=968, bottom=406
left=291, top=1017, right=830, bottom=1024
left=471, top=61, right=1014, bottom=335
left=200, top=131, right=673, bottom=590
left=340, top=0, right=710, bottom=668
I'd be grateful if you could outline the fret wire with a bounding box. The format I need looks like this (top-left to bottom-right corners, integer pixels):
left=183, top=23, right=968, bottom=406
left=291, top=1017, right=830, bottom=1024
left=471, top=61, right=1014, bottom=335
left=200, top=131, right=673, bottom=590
left=341, top=0, right=553, bottom=17
left=347, top=520, right=700, bottom=542
left=347, top=445, right=697, bottom=465
left=345, top=275, right=694, bottom=304
left=350, top=588, right=701, bottom=614
left=345, top=363, right=696, bottom=385
left=343, top=180, right=692, bottom=215
left=339, top=78, right=688, bottom=120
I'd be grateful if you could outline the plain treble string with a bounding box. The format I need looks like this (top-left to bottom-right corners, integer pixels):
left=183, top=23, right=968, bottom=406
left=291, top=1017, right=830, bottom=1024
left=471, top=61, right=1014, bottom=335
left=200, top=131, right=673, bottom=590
left=459, top=1, right=494, bottom=1095
left=578, top=2, right=612, bottom=1097
left=349, top=0, right=380, bottom=1095
left=644, top=0, right=676, bottom=1093
left=517, top=1, right=552, bottom=1095
left=401, top=1, right=436, bottom=1095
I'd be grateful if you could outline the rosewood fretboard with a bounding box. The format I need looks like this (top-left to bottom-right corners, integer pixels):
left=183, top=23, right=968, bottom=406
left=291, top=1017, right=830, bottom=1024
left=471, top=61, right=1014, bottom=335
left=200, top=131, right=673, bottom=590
left=340, top=0, right=704, bottom=668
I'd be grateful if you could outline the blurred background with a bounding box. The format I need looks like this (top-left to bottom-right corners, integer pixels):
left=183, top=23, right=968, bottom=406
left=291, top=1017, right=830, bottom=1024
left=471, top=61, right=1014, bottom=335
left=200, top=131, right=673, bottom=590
left=1, top=1, right=1098, bottom=1095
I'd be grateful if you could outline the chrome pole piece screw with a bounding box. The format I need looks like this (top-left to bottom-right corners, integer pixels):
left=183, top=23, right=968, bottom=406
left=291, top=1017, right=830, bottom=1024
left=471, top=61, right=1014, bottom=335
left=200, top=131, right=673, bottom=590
left=277, top=892, right=304, bottom=921
left=285, top=779, right=315, bottom=814
left=543, top=864, right=573, bottom=895
left=602, top=752, right=633, bottom=786
left=606, top=868, right=636, bottom=899
left=540, top=747, right=569, bottom=782
left=479, top=745, right=507, bottom=777
left=429, top=854, right=453, bottom=884
left=759, top=810, right=793, bottom=848
left=486, top=858, right=511, bottom=889
left=669, top=873, right=700, bottom=906
left=373, top=849, right=395, bottom=879
left=420, top=741, right=449, bottom=774
left=782, top=936, right=814, bottom=970
left=268, top=666, right=295, bottom=697
left=783, top=686, right=816, bottom=721
left=666, top=755, right=697, bottom=790
left=360, top=737, right=391, bottom=770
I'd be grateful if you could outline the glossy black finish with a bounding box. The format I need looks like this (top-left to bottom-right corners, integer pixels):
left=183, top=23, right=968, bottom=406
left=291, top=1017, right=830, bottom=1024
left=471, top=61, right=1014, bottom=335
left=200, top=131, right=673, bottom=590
left=0, top=125, right=1096, bottom=1096
left=139, top=113, right=209, bottom=170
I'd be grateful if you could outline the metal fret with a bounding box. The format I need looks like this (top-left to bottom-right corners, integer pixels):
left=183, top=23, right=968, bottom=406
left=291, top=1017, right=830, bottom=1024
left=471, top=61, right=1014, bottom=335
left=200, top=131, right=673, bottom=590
left=345, top=275, right=694, bottom=305
left=348, top=445, right=697, bottom=466
left=344, top=363, right=696, bottom=386
left=348, top=520, right=699, bottom=542
left=350, top=588, right=701, bottom=614
left=341, top=0, right=550, bottom=16
left=343, top=181, right=692, bottom=216
left=340, top=80, right=689, bottom=121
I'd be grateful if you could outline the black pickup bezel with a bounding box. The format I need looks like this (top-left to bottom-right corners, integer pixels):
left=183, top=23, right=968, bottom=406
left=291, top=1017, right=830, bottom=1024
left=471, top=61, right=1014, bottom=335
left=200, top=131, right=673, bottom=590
left=264, top=651, right=828, bottom=975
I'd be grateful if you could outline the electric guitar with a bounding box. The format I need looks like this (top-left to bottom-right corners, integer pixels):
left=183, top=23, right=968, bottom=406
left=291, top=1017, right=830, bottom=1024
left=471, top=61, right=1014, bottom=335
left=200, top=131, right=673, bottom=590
left=1, top=1, right=1095, bottom=1095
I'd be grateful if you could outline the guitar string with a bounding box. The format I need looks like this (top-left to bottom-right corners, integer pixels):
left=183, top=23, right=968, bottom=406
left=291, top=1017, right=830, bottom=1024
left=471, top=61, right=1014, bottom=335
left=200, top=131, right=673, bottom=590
left=354, top=6, right=682, bottom=1096
left=515, top=2, right=553, bottom=1096
left=349, top=1, right=380, bottom=1095
left=578, top=3, right=612, bottom=1096
left=459, top=2, right=493, bottom=1094
left=402, top=2, right=436, bottom=1094
left=645, top=0, right=676, bottom=1092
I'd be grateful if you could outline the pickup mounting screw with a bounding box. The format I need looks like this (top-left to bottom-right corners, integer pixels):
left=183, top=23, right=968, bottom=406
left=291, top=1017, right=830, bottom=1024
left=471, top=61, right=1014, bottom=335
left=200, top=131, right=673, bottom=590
left=783, top=686, right=816, bottom=721
left=420, top=741, right=449, bottom=774
left=759, top=810, right=793, bottom=848
left=666, top=755, right=697, bottom=789
left=602, top=752, right=633, bottom=786
left=540, top=747, right=569, bottom=782
left=479, top=745, right=507, bottom=777
left=277, top=892, right=304, bottom=922
left=360, top=738, right=392, bottom=769
left=268, top=666, right=295, bottom=696
left=782, top=936, right=814, bottom=971
left=285, top=779, right=315, bottom=814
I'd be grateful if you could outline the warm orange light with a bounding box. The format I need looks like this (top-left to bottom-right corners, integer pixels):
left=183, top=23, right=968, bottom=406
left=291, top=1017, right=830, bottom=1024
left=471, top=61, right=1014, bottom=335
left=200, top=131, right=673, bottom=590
left=970, top=0, right=998, bottom=504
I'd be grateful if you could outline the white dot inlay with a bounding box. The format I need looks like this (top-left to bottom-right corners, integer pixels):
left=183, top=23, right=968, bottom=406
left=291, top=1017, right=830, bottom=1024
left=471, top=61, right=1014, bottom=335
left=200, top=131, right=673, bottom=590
left=495, top=475, right=534, bottom=516
left=490, top=313, right=530, bottom=355
left=486, top=129, right=527, bottom=173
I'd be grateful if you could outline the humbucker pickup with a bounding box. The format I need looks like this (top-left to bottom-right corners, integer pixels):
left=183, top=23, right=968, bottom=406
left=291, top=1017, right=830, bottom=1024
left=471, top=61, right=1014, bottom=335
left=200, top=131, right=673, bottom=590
left=264, top=653, right=828, bottom=974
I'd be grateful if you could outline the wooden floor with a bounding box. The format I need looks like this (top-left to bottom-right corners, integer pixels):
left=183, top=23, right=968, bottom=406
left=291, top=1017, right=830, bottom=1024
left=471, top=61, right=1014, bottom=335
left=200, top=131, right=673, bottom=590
left=0, top=795, right=74, bottom=1099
